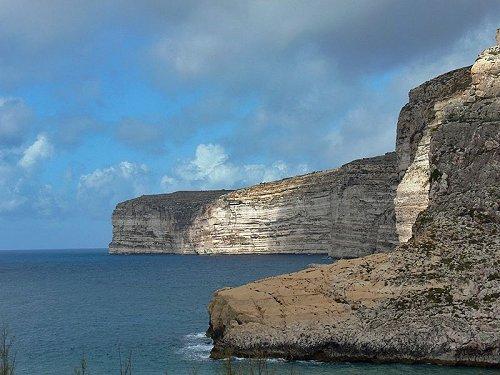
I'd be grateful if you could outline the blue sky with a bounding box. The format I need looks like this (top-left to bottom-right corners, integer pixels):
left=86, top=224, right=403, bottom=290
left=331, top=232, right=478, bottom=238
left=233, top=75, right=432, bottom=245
left=0, top=0, right=499, bottom=249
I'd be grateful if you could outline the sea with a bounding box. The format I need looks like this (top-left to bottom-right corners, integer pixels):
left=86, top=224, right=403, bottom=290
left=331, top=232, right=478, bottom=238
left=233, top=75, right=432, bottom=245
left=0, top=249, right=497, bottom=375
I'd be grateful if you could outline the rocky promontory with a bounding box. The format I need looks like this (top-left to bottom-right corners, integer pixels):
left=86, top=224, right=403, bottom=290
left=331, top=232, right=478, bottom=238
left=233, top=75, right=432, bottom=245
left=207, top=33, right=500, bottom=366
left=109, top=190, right=230, bottom=254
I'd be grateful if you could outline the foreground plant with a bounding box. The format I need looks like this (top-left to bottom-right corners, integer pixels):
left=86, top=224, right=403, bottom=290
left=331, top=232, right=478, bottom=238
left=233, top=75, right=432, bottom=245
left=1, top=325, right=298, bottom=374
left=73, top=353, right=88, bottom=375
left=118, top=348, right=132, bottom=375
left=0, top=326, right=15, bottom=375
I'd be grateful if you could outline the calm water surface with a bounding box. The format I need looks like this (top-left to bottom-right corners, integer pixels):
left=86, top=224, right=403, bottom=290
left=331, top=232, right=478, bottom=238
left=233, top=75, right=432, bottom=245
left=0, top=249, right=497, bottom=374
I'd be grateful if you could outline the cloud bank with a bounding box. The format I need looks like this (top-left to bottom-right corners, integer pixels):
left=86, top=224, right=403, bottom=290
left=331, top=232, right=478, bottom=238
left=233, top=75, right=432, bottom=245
left=162, top=143, right=308, bottom=191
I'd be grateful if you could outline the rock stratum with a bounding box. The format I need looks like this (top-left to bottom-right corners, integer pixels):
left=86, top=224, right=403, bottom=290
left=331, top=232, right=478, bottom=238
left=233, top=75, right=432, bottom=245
left=207, top=34, right=500, bottom=366
left=110, top=152, right=399, bottom=257
left=109, top=190, right=231, bottom=254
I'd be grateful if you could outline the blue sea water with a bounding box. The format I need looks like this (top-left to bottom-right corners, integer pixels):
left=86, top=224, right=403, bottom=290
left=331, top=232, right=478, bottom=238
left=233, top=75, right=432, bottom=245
left=0, top=249, right=497, bottom=375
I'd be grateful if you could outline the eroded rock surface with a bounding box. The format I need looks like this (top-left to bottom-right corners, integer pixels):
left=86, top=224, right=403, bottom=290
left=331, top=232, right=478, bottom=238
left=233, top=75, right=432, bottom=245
left=109, top=190, right=230, bottom=254
left=186, top=153, right=398, bottom=257
left=394, top=67, right=472, bottom=242
left=207, top=35, right=500, bottom=366
left=110, top=154, right=399, bottom=257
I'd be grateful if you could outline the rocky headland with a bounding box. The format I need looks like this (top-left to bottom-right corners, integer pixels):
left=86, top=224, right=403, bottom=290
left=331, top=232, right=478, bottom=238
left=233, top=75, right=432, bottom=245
left=206, top=33, right=500, bottom=366
left=109, top=190, right=230, bottom=254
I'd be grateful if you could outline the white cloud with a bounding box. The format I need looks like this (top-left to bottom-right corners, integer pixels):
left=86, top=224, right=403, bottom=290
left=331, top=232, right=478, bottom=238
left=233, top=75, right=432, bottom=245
left=79, top=161, right=149, bottom=190
left=162, top=143, right=309, bottom=191
left=0, top=166, right=26, bottom=213
left=192, top=143, right=227, bottom=172
left=322, top=24, right=497, bottom=166
left=244, top=161, right=308, bottom=183
left=77, top=161, right=151, bottom=216
left=0, top=157, right=64, bottom=216
left=0, top=197, right=26, bottom=213
left=18, top=134, right=54, bottom=169
left=176, top=144, right=236, bottom=186
left=33, top=184, right=64, bottom=216
left=160, top=175, right=177, bottom=189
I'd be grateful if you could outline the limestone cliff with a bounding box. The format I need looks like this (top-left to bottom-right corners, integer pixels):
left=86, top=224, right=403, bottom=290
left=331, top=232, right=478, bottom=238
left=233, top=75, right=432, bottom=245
left=110, top=153, right=399, bottom=257
left=109, top=190, right=230, bottom=254
left=207, top=34, right=500, bottom=366
left=394, top=66, right=472, bottom=242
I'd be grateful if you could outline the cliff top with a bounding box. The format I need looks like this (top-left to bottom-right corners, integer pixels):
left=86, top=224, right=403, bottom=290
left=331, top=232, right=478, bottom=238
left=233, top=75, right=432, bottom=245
left=114, top=152, right=397, bottom=211
left=223, top=152, right=397, bottom=198
left=118, top=190, right=232, bottom=206
left=408, top=66, right=472, bottom=103
left=114, top=190, right=232, bottom=230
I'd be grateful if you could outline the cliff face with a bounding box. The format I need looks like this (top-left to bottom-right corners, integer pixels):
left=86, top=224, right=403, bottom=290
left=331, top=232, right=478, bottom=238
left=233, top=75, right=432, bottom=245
left=207, top=36, right=500, bottom=366
left=110, top=153, right=399, bottom=257
left=394, top=66, right=472, bottom=242
left=187, top=153, right=398, bottom=257
left=109, top=190, right=230, bottom=254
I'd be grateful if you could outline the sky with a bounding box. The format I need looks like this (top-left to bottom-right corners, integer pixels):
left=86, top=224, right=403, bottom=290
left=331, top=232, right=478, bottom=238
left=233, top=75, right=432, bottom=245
left=0, top=0, right=499, bottom=250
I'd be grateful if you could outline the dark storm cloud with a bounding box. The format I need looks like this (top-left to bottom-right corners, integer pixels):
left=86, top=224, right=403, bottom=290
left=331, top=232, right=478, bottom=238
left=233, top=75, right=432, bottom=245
left=149, top=1, right=499, bottom=78
left=311, top=0, right=500, bottom=74
left=146, top=0, right=499, bottom=167
left=1, top=0, right=499, bottom=167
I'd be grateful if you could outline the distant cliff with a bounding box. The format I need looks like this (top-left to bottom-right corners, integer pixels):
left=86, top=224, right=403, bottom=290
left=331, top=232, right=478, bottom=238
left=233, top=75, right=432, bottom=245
left=109, top=190, right=230, bottom=254
left=207, top=32, right=500, bottom=366
left=110, top=153, right=398, bottom=257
